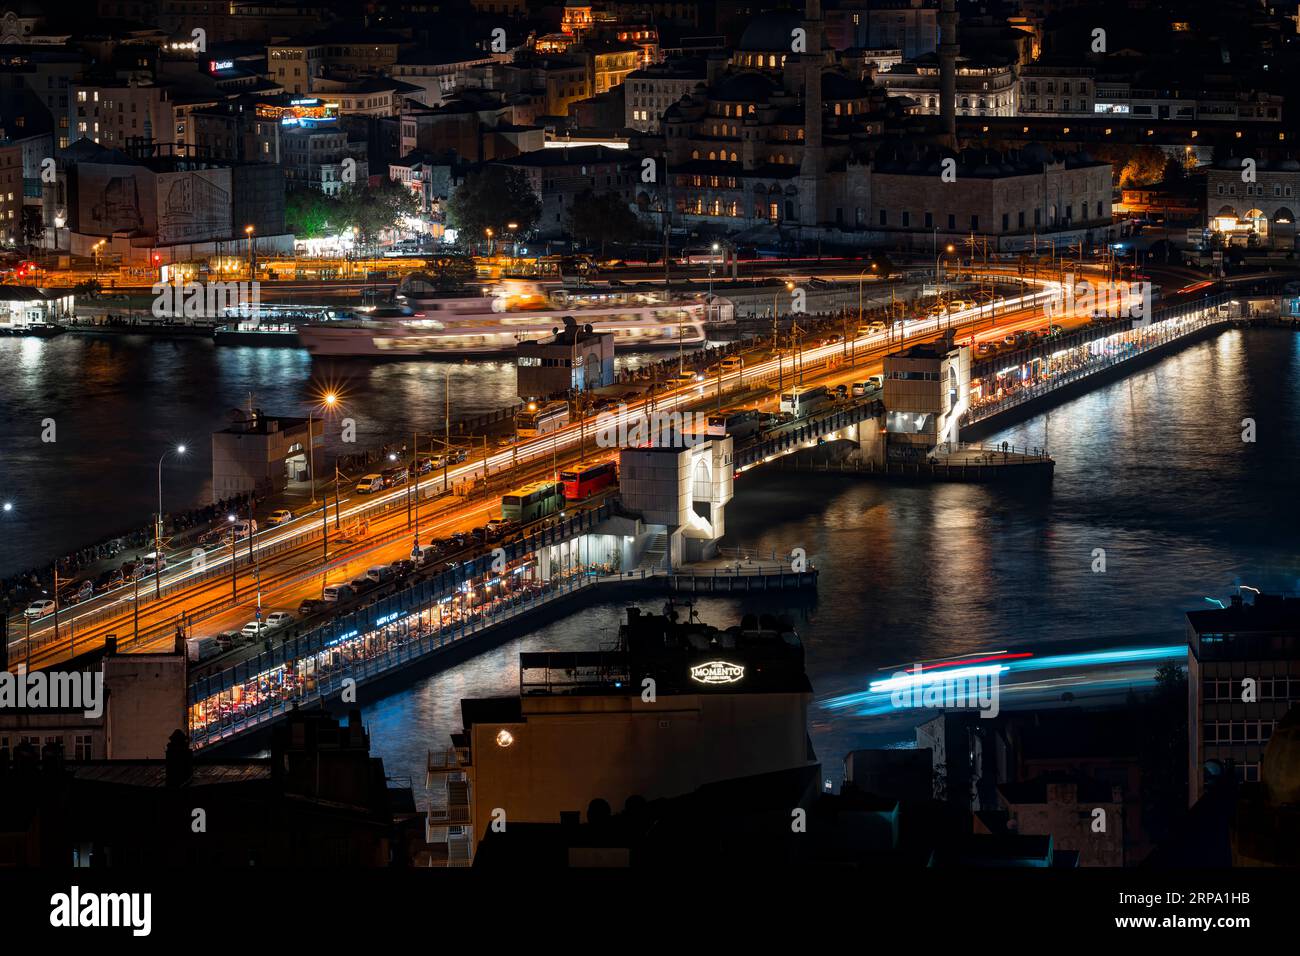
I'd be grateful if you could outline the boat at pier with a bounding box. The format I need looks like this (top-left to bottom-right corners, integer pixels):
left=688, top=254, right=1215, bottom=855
left=297, top=277, right=732, bottom=358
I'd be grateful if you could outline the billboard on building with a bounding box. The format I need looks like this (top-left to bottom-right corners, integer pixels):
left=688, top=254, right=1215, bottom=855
left=155, top=169, right=232, bottom=246
left=76, top=162, right=157, bottom=236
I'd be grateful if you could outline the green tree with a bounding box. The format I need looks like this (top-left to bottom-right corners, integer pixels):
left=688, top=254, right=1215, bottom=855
left=338, top=180, right=420, bottom=250
left=445, top=166, right=541, bottom=245
left=285, top=188, right=340, bottom=239
left=567, top=190, right=640, bottom=257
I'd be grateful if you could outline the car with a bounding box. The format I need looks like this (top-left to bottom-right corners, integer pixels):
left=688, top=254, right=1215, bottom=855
left=298, top=598, right=327, bottom=616
left=381, top=466, right=407, bottom=486
left=390, top=559, right=416, bottom=576
left=24, top=599, right=55, bottom=618
left=264, top=611, right=294, bottom=629
left=215, top=630, right=242, bottom=650
left=266, top=509, right=294, bottom=526
left=137, top=552, right=167, bottom=576
left=1003, top=334, right=1017, bottom=345
left=321, top=584, right=354, bottom=602
left=485, top=518, right=515, bottom=536
left=448, top=531, right=469, bottom=549
left=416, top=457, right=438, bottom=474
left=350, top=576, right=378, bottom=594
left=449, top=449, right=469, bottom=465
left=834, top=384, right=849, bottom=399
left=495, top=435, right=514, bottom=448
left=94, top=568, right=125, bottom=592
left=240, top=620, right=267, bottom=638
left=365, top=565, right=396, bottom=584
left=355, top=474, right=385, bottom=494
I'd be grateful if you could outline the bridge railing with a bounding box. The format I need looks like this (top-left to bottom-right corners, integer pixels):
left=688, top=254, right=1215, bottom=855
left=964, top=298, right=1235, bottom=426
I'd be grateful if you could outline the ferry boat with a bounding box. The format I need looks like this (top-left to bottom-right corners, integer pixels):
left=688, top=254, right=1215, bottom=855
left=296, top=277, right=733, bottom=358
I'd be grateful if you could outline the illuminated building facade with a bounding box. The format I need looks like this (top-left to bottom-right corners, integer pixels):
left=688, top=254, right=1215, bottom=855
left=1206, top=158, right=1299, bottom=248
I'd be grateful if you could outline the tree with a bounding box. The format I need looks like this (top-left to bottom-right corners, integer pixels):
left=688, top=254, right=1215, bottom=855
left=567, top=190, right=641, bottom=257
left=444, top=166, right=541, bottom=245
left=338, top=180, right=421, bottom=250
left=19, top=207, right=42, bottom=249
left=285, top=188, right=341, bottom=239
left=73, top=279, right=102, bottom=299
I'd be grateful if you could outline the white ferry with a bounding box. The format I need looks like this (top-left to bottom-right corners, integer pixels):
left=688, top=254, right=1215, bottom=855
left=296, top=278, right=733, bottom=358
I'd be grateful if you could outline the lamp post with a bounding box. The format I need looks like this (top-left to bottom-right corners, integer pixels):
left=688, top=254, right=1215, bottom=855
left=244, top=224, right=255, bottom=279
left=227, top=513, right=238, bottom=601
left=155, top=444, right=186, bottom=599
left=708, top=242, right=719, bottom=296
left=314, top=390, right=339, bottom=556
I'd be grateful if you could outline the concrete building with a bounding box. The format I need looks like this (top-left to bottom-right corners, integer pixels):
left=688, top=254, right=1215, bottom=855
left=1207, top=157, right=1300, bottom=249
left=266, top=29, right=406, bottom=96
left=618, top=434, right=733, bottom=566
left=881, top=336, right=970, bottom=457
left=281, top=122, right=368, bottom=195
left=866, top=143, right=1113, bottom=248
left=515, top=318, right=615, bottom=399
left=494, top=144, right=637, bottom=238
left=1018, top=60, right=1095, bottom=117
left=390, top=48, right=497, bottom=108
left=0, top=636, right=187, bottom=763
left=875, top=53, right=1018, bottom=117
left=624, top=55, right=712, bottom=132
left=432, top=605, right=814, bottom=861
left=1186, top=593, right=1300, bottom=804
left=210, top=408, right=321, bottom=501
left=996, top=776, right=1125, bottom=867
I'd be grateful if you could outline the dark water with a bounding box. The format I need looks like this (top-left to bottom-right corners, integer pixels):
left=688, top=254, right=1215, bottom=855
left=360, top=327, right=1300, bottom=796
left=0, top=335, right=673, bottom=578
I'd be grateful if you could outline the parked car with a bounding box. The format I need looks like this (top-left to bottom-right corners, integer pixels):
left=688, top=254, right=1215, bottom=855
left=350, top=576, right=378, bottom=594
left=355, top=474, right=385, bottom=494
left=390, top=559, right=415, bottom=576
left=137, top=552, right=167, bottom=576
left=298, top=598, right=327, bottom=616
left=321, top=584, right=354, bottom=603
left=24, top=599, right=55, bottom=618
left=381, top=466, right=407, bottom=486
left=264, top=611, right=294, bottom=629
left=266, top=509, right=294, bottom=526
left=240, top=620, right=267, bottom=638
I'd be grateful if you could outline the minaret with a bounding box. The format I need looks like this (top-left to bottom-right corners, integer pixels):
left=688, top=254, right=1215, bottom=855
left=939, top=0, right=959, bottom=149
left=798, top=0, right=825, bottom=227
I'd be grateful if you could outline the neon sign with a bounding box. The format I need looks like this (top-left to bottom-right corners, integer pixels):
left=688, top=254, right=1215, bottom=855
left=209, top=60, right=234, bottom=72
left=689, top=661, right=745, bottom=685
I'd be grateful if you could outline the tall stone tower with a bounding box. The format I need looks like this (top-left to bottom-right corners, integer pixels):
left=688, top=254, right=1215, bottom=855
left=797, top=0, right=826, bottom=228
left=939, top=0, right=959, bottom=149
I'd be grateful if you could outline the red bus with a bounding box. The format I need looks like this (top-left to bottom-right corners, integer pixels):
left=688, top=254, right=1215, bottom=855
left=561, top=461, right=617, bottom=500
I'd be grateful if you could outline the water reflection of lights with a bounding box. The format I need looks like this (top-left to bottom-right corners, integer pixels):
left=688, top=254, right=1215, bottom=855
left=822, top=644, right=1184, bottom=716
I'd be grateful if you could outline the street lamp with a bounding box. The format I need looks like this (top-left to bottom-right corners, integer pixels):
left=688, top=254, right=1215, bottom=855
left=709, top=242, right=720, bottom=296
left=244, top=224, right=255, bottom=279
left=154, top=444, right=186, bottom=599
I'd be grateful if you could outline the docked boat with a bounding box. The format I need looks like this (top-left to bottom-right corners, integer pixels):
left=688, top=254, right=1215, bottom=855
left=0, top=322, right=64, bottom=338
left=297, top=277, right=733, bottom=358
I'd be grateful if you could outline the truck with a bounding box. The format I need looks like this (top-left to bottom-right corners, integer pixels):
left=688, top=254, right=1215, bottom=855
left=186, top=636, right=220, bottom=663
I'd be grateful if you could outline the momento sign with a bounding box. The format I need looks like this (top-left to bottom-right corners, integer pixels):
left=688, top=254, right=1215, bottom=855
left=689, top=661, right=745, bottom=685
